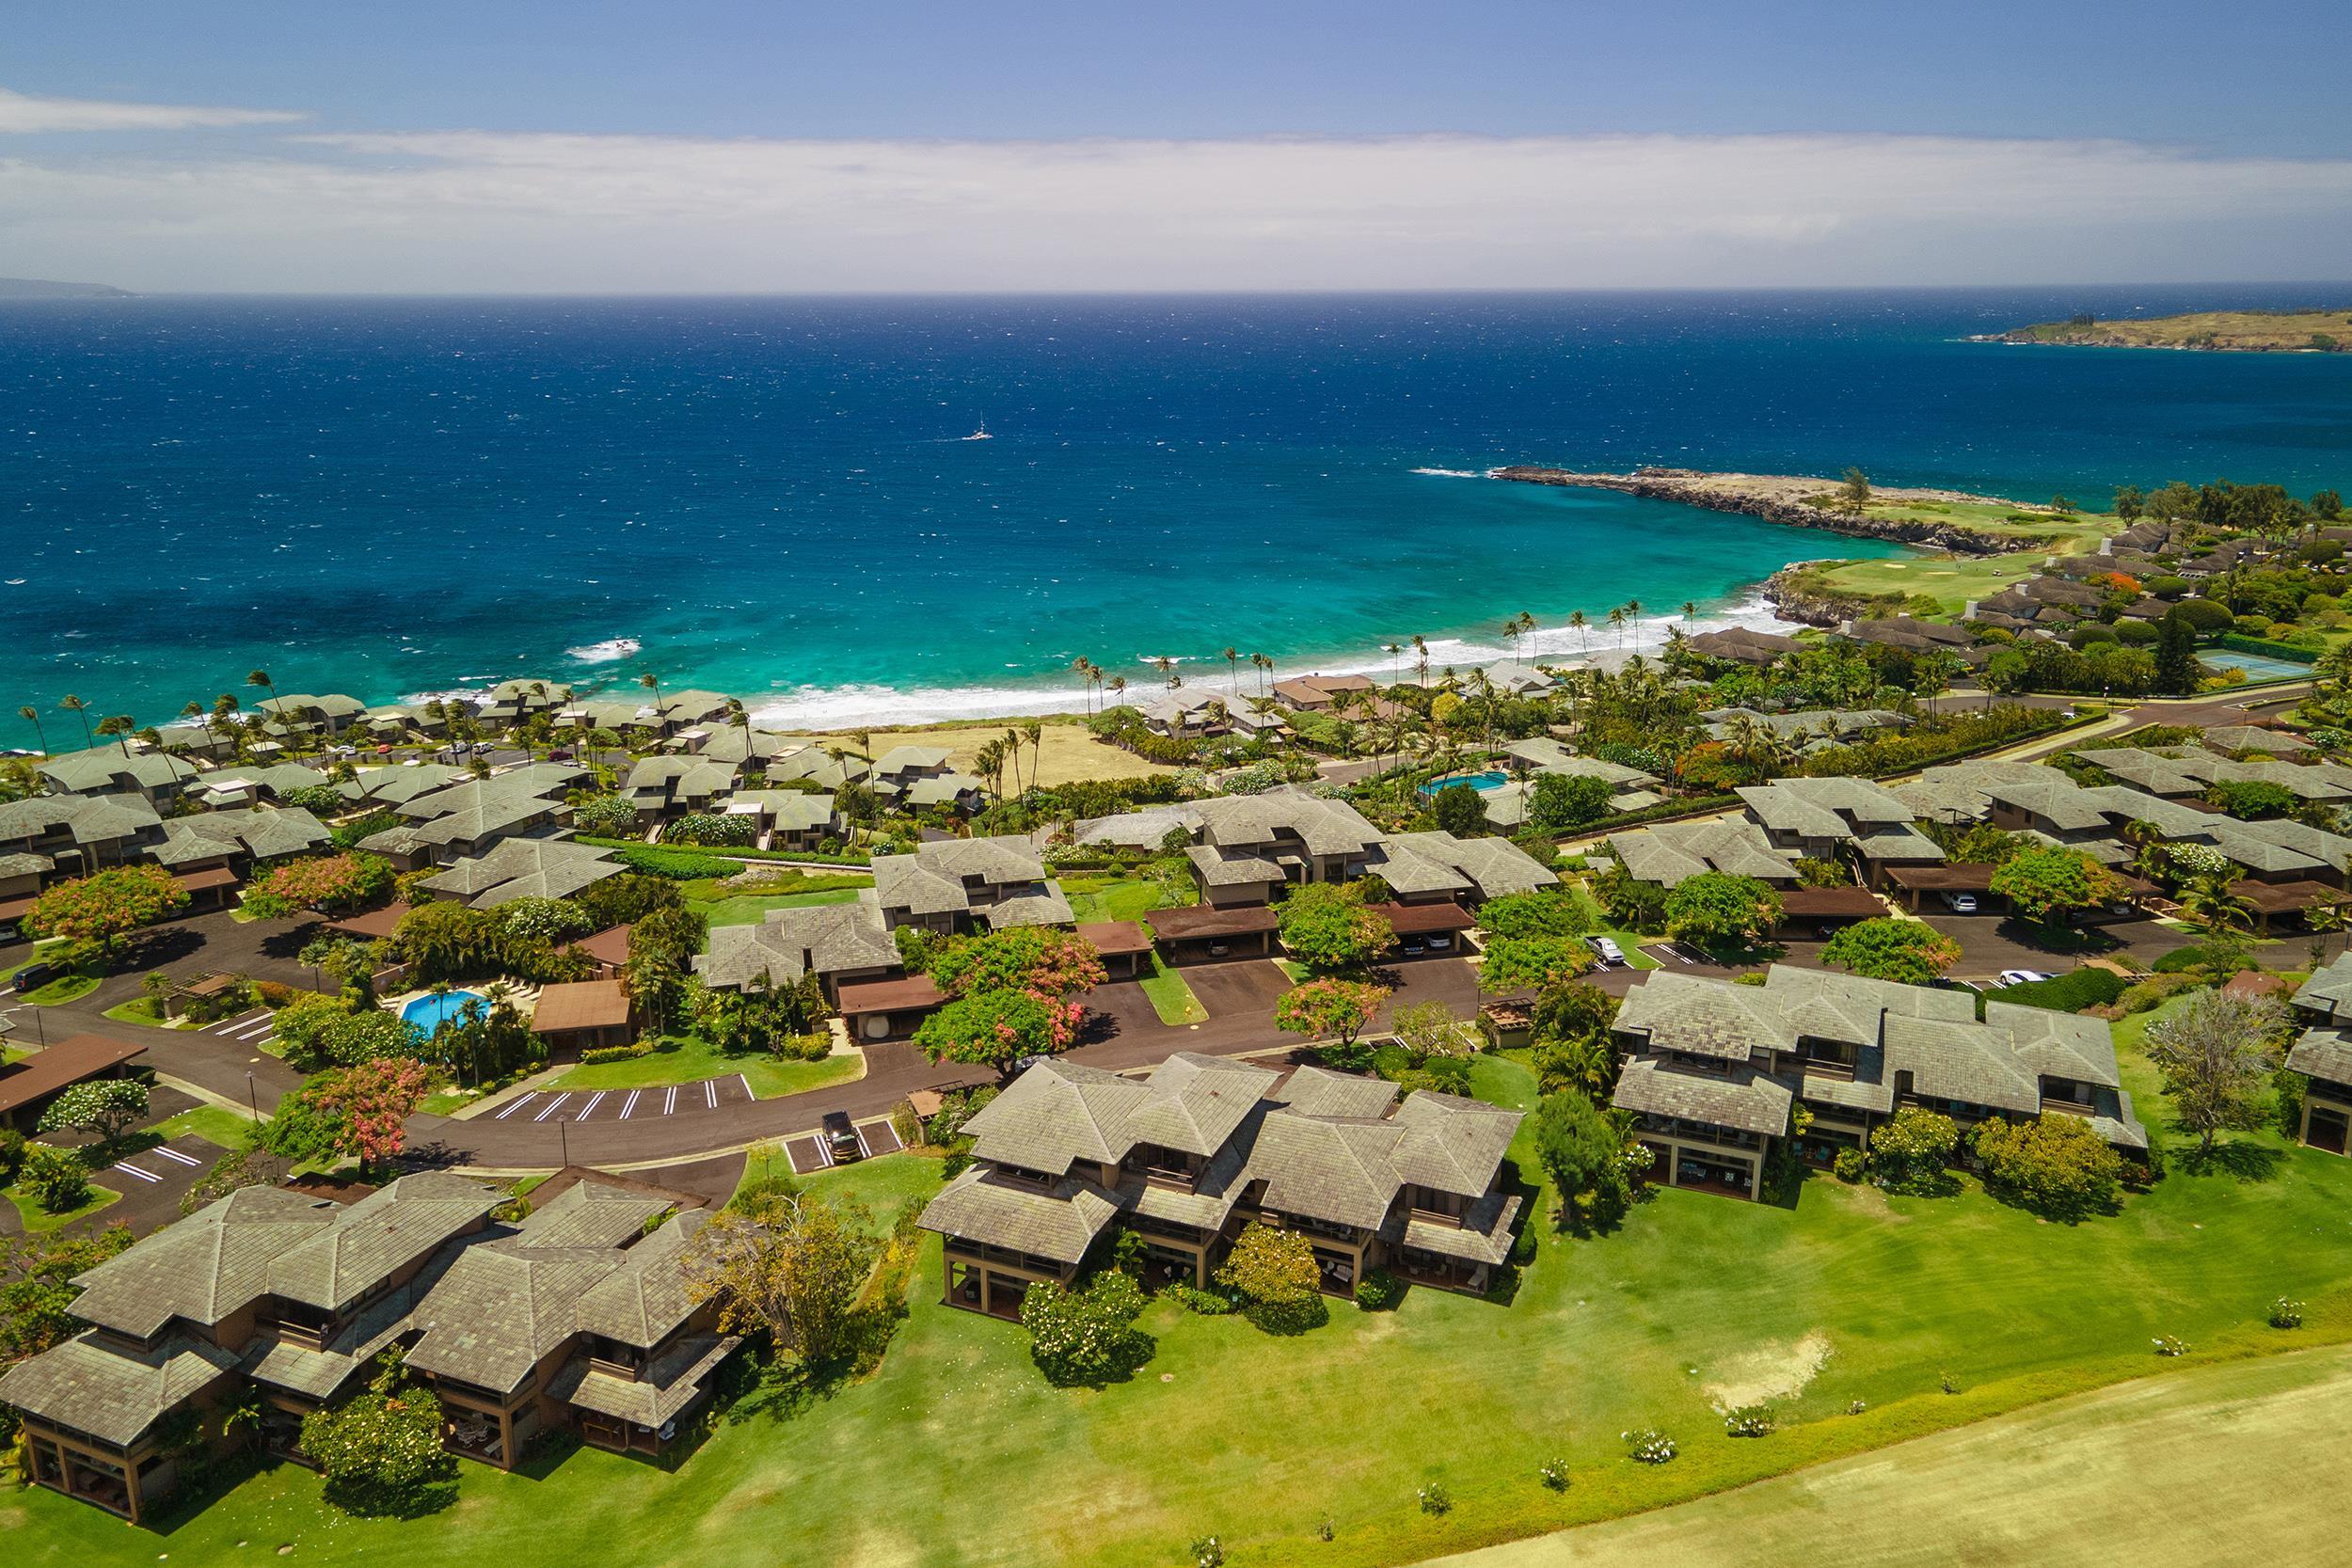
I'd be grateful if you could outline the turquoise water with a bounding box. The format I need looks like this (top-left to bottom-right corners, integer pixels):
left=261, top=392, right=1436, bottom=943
left=401, top=990, right=484, bottom=1036
left=2, top=288, right=2347, bottom=733
left=1421, top=770, right=1511, bottom=796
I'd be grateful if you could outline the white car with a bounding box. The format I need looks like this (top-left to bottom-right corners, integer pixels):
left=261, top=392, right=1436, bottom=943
left=1588, top=935, right=1626, bottom=967
left=1943, top=892, right=1979, bottom=915
left=1998, top=969, right=2054, bottom=987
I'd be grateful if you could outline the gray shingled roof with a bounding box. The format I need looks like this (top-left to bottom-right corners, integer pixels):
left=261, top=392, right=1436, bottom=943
left=420, top=838, right=622, bottom=908
left=693, top=898, right=898, bottom=991
left=1607, top=819, right=1796, bottom=888
left=0, top=1332, right=240, bottom=1449
left=1615, top=970, right=1799, bottom=1060
left=1613, top=1055, right=1793, bottom=1135
left=917, top=1165, right=1122, bottom=1262
left=2288, top=1026, right=2352, bottom=1085
left=1385, top=831, right=1559, bottom=899
left=547, top=1331, right=739, bottom=1427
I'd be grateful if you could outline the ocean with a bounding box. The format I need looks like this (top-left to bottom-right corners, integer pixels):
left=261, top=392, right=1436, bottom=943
left=4, top=286, right=2349, bottom=736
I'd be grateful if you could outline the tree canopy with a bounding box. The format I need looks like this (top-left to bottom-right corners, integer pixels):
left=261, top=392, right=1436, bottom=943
left=1477, top=935, right=1596, bottom=993
left=1275, top=882, right=1394, bottom=972
left=1988, top=847, right=2119, bottom=926
left=24, top=864, right=188, bottom=955
left=1820, top=918, right=1963, bottom=986
left=914, top=988, right=1073, bottom=1069
left=1271, top=977, right=1390, bottom=1048
left=1661, top=872, right=1781, bottom=949
left=2144, top=990, right=2287, bottom=1154
left=1534, top=1088, right=1644, bottom=1232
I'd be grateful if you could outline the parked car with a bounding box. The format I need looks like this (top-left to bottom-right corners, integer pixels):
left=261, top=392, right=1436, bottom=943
left=1425, top=933, right=1454, bottom=952
left=1998, top=969, right=2053, bottom=988
left=11, top=961, right=58, bottom=994
left=1588, top=935, right=1627, bottom=967
left=820, top=1110, right=863, bottom=1164
left=1942, top=892, right=1979, bottom=914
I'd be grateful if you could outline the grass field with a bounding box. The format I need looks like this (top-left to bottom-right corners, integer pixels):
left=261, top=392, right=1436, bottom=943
left=4, top=1180, right=119, bottom=1235
left=681, top=870, right=874, bottom=928
left=16, top=1026, right=2352, bottom=1568
left=548, top=1033, right=863, bottom=1099
left=1437, top=1343, right=2352, bottom=1568
left=785, top=718, right=1172, bottom=787
left=146, top=1104, right=257, bottom=1148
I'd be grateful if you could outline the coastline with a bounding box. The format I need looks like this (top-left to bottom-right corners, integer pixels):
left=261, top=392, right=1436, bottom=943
left=1488, top=466, right=2053, bottom=554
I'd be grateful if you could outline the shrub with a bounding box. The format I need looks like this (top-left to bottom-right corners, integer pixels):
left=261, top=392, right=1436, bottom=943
left=1216, top=1223, right=1327, bottom=1334
left=2270, top=1296, right=2306, bottom=1329
left=1417, top=1481, right=1453, bottom=1515
left=1189, top=1537, right=1226, bottom=1568
left=2153, top=942, right=2253, bottom=976
left=1622, top=1427, right=1677, bottom=1464
left=1538, top=1456, right=1571, bottom=1491
left=1021, top=1270, right=1152, bottom=1386
left=1868, top=1106, right=1959, bottom=1196
left=612, top=843, right=740, bottom=879
left=1973, top=1113, right=2124, bottom=1220
left=37, top=1080, right=151, bottom=1144
left=19, top=1144, right=91, bottom=1212
left=579, top=1041, right=655, bottom=1066
left=300, top=1357, right=456, bottom=1515
left=1832, top=1147, right=1867, bottom=1183
left=661, top=812, right=757, bottom=847
left=1988, top=967, right=2129, bottom=1015
left=1166, top=1284, right=1237, bottom=1316
left=2152, top=1335, right=2190, bottom=1357
left=0, top=1126, right=23, bottom=1184
left=1354, top=1267, right=1405, bottom=1311
left=1723, top=1404, right=1775, bottom=1437
left=253, top=979, right=297, bottom=1008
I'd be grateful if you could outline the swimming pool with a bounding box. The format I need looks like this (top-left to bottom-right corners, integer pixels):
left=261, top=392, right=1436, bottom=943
left=2201, top=650, right=2314, bottom=682
left=400, top=990, right=484, bottom=1036
left=1419, top=770, right=1510, bottom=797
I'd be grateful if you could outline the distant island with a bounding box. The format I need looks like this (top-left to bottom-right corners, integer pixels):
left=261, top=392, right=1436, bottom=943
left=1975, top=308, right=2351, bottom=353
left=0, top=277, right=134, bottom=299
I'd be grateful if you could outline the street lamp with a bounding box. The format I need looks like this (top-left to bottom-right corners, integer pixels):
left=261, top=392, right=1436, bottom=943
left=558, top=1117, right=570, bottom=1171
left=245, top=1071, right=261, bottom=1125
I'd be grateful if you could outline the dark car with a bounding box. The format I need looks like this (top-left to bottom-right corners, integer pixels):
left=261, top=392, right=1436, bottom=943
left=821, top=1110, right=863, bottom=1164
left=11, top=961, right=58, bottom=995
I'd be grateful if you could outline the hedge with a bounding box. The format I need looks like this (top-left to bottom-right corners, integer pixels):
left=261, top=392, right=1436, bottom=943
left=604, top=844, right=741, bottom=879
left=579, top=1040, right=656, bottom=1066
left=2216, top=632, right=2319, bottom=664
left=1977, top=967, right=2129, bottom=1017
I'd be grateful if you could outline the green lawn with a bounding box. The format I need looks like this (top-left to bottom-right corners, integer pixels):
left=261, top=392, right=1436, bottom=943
left=102, top=997, right=169, bottom=1026
left=1136, top=954, right=1208, bottom=1025
left=1062, top=873, right=1183, bottom=925
left=17, top=1029, right=2352, bottom=1568
left=146, top=1103, right=259, bottom=1148
left=5, top=1180, right=119, bottom=1235
left=1438, top=1344, right=2352, bottom=1568
left=548, top=1033, right=863, bottom=1099
left=691, top=888, right=866, bottom=927
left=18, top=973, right=99, bottom=1006
left=735, top=1146, right=946, bottom=1217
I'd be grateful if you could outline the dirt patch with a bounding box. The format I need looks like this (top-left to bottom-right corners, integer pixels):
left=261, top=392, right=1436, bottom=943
left=1702, top=1330, right=1833, bottom=1412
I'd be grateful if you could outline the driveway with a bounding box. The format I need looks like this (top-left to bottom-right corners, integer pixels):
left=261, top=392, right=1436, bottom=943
left=1185, top=960, right=1295, bottom=1019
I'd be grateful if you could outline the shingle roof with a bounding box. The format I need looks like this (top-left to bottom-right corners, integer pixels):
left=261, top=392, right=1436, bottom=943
left=420, top=838, right=621, bottom=908
left=1607, top=819, right=1795, bottom=887
left=917, top=1165, right=1122, bottom=1262
left=547, top=1331, right=739, bottom=1427
left=1615, top=970, right=1798, bottom=1059
left=693, top=899, right=898, bottom=990
left=0, top=1332, right=240, bottom=1449
left=1613, top=1055, right=1793, bottom=1135
left=2294, top=954, right=2352, bottom=1023
left=2287, top=1027, right=2352, bottom=1086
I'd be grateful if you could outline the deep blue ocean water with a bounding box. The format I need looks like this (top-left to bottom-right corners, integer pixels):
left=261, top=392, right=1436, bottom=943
left=3, top=286, right=2349, bottom=734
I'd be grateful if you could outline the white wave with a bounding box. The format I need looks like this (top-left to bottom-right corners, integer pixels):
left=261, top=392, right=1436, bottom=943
left=748, top=681, right=1095, bottom=731
left=565, top=637, right=641, bottom=663
left=1408, top=467, right=1485, bottom=479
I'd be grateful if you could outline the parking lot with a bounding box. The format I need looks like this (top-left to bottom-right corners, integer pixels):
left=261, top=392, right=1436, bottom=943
left=781, top=1114, right=906, bottom=1174
left=485, top=1074, right=755, bottom=1124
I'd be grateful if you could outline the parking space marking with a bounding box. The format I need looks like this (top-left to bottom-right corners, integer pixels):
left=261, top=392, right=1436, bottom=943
left=620, top=1089, right=642, bottom=1119
left=737, top=1073, right=753, bottom=1100
left=494, top=1093, right=539, bottom=1120
left=662, top=1085, right=677, bottom=1116
left=231, top=1016, right=278, bottom=1039
left=112, top=1162, right=161, bottom=1183
left=577, top=1091, right=606, bottom=1120
left=151, top=1146, right=202, bottom=1167
left=704, top=1079, right=718, bottom=1110
left=532, top=1092, right=571, bottom=1122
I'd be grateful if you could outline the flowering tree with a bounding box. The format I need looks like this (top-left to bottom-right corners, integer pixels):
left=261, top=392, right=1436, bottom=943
left=262, top=1057, right=432, bottom=1170
left=914, top=988, right=1076, bottom=1069
left=24, top=864, right=188, bottom=958
left=1272, top=977, right=1390, bottom=1049
left=36, top=1080, right=151, bottom=1145
left=1820, top=918, right=1963, bottom=986
left=244, top=852, right=393, bottom=918
left=928, top=927, right=1107, bottom=1005
left=683, top=1190, right=877, bottom=1364
left=299, top=1354, right=455, bottom=1515
left=1021, top=1270, right=1152, bottom=1385
left=1275, top=883, right=1394, bottom=973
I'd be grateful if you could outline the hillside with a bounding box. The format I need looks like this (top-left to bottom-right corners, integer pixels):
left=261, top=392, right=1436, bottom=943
left=0, top=277, right=133, bottom=299
left=1980, top=309, right=2352, bottom=353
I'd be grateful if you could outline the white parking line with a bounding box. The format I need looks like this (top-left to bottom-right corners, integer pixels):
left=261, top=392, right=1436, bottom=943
left=151, top=1146, right=202, bottom=1167
left=736, top=1072, right=752, bottom=1100
left=663, top=1085, right=677, bottom=1116
left=703, top=1079, right=717, bottom=1110
left=533, top=1093, right=571, bottom=1122
left=112, top=1162, right=161, bottom=1183
left=578, top=1091, right=606, bottom=1120
left=619, top=1089, right=642, bottom=1120
left=494, top=1093, right=539, bottom=1120
left=231, top=1017, right=278, bottom=1040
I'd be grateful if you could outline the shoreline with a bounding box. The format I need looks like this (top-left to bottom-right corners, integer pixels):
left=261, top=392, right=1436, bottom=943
left=1488, top=465, right=2053, bottom=554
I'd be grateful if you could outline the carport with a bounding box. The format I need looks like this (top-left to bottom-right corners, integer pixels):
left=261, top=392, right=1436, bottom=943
left=837, top=974, right=947, bottom=1041
left=2235, top=878, right=2350, bottom=934
left=1075, top=920, right=1154, bottom=979
left=1146, top=904, right=1278, bottom=963
left=1774, top=886, right=1885, bottom=934
left=1366, top=900, right=1475, bottom=958
left=1883, top=863, right=2002, bottom=913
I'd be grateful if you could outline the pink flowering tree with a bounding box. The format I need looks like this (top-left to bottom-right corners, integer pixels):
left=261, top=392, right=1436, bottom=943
left=913, top=990, right=1069, bottom=1071
left=262, top=1056, right=433, bottom=1173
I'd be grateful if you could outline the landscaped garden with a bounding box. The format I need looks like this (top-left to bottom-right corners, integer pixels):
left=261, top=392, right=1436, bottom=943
left=13, top=1022, right=2352, bottom=1568
left=548, top=1030, right=863, bottom=1099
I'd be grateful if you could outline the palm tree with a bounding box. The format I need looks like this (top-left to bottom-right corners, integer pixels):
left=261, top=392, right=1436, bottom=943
left=1070, top=657, right=1094, bottom=717
left=975, top=738, right=1007, bottom=799
left=245, top=669, right=278, bottom=730
left=638, top=671, right=664, bottom=727
left=1568, top=610, right=1588, bottom=657
left=1606, top=608, right=1627, bottom=651
left=96, top=714, right=135, bottom=757
left=2307, top=900, right=2348, bottom=964
left=1623, top=599, right=1644, bottom=651
left=587, top=726, right=621, bottom=778
left=1022, top=720, right=1043, bottom=791
left=17, top=705, right=45, bottom=754
left=57, top=693, right=93, bottom=750
left=1107, top=674, right=1127, bottom=706
left=1250, top=652, right=1272, bottom=696
left=1511, top=610, right=1536, bottom=667
left=1152, top=656, right=1179, bottom=690
left=1383, top=642, right=1403, bottom=689
left=2178, top=873, right=2254, bottom=933
left=1222, top=646, right=1240, bottom=698
left=1501, top=620, right=1519, bottom=668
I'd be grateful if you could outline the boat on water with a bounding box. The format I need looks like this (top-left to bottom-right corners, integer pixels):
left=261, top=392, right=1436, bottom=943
left=961, top=419, right=993, bottom=441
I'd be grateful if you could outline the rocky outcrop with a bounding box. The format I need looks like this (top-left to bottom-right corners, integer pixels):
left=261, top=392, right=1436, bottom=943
left=1755, top=564, right=1903, bottom=627
left=1490, top=466, right=2043, bottom=556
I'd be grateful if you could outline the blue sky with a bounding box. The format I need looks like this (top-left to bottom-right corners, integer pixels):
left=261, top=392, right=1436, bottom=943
left=6, top=1, right=2351, bottom=291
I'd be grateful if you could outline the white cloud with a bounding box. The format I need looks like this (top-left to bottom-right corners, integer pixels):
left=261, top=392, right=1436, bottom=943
left=0, top=86, right=302, bottom=134
left=3, top=128, right=2349, bottom=291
